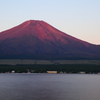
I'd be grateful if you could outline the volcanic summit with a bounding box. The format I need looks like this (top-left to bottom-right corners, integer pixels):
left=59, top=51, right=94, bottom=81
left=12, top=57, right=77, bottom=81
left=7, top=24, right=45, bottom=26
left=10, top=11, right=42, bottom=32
left=0, top=20, right=100, bottom=59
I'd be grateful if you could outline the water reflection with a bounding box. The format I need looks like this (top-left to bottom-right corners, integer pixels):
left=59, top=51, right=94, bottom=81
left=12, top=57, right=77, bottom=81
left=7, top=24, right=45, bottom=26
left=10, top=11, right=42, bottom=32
left=0, top=74, right=100, bottom=100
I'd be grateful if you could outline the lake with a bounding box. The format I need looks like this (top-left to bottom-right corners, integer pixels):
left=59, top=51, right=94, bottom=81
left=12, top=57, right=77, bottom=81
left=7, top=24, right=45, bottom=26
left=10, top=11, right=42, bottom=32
left=0, top=73, right=100, bottom=100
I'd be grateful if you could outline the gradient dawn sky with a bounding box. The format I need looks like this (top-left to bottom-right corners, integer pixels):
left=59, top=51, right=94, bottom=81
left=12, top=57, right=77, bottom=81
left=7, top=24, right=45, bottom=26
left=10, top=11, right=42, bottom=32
left=0, top=0, right=100, bottom=44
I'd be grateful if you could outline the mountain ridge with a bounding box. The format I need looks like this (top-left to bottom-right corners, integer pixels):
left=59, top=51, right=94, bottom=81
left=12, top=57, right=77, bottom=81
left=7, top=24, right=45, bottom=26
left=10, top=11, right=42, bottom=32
left=0, top=20, right=100, bottom=59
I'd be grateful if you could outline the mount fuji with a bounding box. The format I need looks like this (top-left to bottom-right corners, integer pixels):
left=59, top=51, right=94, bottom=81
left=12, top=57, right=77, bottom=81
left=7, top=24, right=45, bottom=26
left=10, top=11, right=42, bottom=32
left=0, top=20, right=100, bottom=59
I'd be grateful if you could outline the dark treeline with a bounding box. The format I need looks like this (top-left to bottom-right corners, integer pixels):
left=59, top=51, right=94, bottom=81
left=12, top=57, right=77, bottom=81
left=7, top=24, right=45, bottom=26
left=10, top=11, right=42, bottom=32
left=0, top=64, right=100, bottom=73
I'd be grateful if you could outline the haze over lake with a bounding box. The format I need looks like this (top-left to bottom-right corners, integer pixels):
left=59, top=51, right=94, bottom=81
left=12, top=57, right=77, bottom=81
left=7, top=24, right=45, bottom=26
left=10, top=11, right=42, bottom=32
left=0, top=73, right=100, bottom=100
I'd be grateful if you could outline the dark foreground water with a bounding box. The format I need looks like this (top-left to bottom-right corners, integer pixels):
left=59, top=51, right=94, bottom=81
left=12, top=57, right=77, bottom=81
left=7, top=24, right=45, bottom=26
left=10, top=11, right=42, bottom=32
left=0, top=73, right=100, bottom=100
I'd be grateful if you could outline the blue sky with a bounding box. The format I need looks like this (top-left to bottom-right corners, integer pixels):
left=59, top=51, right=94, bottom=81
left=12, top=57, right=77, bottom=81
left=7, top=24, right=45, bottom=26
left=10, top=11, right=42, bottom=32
left=0, top=0, right=100, bottom=44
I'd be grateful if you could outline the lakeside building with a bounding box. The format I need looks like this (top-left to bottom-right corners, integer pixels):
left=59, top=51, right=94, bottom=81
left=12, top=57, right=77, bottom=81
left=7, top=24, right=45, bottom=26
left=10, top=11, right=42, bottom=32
left=79, top=71, right=85, bottom=74
left=12, top=71, right=15, bottom=73
left=47, top=71, right=57, bottom=74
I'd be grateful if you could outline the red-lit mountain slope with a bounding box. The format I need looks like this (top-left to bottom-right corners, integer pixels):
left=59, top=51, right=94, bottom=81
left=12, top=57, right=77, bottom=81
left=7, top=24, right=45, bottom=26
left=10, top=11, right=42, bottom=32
left=0, top=20, right=100, bottom=59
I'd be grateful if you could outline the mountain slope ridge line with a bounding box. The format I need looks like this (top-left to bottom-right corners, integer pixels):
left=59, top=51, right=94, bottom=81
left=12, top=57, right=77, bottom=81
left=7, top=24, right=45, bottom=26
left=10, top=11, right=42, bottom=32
left=0, top=20, right=100, bottom=59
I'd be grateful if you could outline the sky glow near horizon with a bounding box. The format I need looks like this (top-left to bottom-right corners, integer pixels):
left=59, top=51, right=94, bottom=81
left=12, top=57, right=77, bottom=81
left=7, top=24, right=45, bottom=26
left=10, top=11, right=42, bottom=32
left=0, top=0, right=100, bottom=44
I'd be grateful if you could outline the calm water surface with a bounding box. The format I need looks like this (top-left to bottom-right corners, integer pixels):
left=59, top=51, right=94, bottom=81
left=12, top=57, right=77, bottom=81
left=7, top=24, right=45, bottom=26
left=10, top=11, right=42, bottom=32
left=0, top=73, right=100, bottom=100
